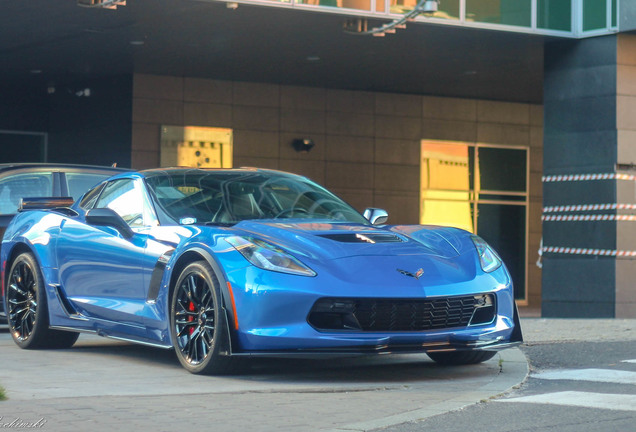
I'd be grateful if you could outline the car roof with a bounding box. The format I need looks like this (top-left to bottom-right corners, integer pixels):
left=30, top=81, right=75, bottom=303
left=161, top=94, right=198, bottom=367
left=0, top=163, right=129, bottom=174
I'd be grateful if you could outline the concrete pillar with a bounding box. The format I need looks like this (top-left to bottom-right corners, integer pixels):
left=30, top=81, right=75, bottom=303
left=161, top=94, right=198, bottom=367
left=542, top=35, right=617, bottom=317
left=542, top=34, right=636, bottom=318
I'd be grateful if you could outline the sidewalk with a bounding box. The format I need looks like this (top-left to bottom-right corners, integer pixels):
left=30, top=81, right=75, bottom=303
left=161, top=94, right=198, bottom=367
left=519, top=317, right=636, bottom=343
left=0, top=329, right=526, bottom=432
left=1, top=317, right=634, bottom=431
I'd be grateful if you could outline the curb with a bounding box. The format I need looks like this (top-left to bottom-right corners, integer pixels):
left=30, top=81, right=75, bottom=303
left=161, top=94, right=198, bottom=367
left=326, top=348, right=529, bottom=432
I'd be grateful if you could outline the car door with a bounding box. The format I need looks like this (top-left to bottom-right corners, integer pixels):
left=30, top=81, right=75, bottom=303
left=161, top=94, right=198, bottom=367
left=57, top=178, right=152, bottom=327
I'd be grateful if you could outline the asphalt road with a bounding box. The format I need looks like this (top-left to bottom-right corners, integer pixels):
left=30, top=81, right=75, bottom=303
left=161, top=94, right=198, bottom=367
left=378, top=338, right=636, bottom=432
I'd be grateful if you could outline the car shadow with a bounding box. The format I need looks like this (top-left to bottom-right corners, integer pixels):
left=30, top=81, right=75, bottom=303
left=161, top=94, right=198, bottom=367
left=63, top=334, right=495, bottom=385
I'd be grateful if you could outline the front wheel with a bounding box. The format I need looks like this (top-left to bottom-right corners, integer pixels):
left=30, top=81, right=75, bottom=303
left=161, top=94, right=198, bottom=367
left=427, top=350, right=497, bottom=365
left=170, top=260, right=237, bottom=374
left=6, top=252, right=79, bottom=349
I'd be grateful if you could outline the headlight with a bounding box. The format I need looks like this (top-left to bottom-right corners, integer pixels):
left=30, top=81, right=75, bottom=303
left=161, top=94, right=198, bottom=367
left=470, top=235, right=502, bottom=273
left=226, top=236, right=316, bottom=277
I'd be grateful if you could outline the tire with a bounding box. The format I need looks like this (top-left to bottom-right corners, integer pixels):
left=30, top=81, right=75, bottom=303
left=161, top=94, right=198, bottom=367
left=427, top=350, right=497, bottom=365
left=170, top=260, right=238, bottom=374
left=6, top=252, right=79, bottom=349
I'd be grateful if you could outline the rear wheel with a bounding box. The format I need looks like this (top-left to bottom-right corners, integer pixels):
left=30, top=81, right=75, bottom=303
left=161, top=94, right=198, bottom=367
left=427, top=350, right=497, bottom=365
left=6, top=252, right=79, bottom=349
left=170, top=260, right=237, bottom=374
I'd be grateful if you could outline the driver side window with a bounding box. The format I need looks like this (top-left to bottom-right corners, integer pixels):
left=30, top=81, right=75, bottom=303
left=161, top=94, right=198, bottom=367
left=94, top=179, right=155, bottom=227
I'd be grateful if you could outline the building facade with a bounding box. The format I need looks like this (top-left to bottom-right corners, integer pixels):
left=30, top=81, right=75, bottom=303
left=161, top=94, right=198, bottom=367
left=1, top=0, right=635, bottom=317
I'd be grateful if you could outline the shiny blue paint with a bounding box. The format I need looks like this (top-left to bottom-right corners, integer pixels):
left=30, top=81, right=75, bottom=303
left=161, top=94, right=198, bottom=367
left=1, top=169, right=521, bottom=357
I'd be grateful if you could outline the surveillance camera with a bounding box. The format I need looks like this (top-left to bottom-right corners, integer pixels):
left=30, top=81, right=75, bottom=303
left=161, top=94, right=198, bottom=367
left=292, top=138, right=315, bottom=153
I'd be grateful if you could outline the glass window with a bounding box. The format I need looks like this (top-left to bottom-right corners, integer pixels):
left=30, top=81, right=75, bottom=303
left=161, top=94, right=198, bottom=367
left=66, top=172, right=114, bottom=201
left=373, top=0, right=459, bottom=19
left=466, top=0, right=531, bottom=27
left=94, top=179, right=155, bottom=227
left=0, top=172, right=53, bottom=215
left=478, top=147, right=527, bottom=192
left=161, top=126, right=233, bottom=169
left=612, top=0, right=617, bottom=27
left=476, top=203, right=526, bottom=300
left=420, top=143, right=475, bottom=232
left=145, top=171, right=368, bottom=225
left=583, top=0, right=607, bottom=31
left=537, top=0, right=572, bottom=31
left=298, top=0, right=371, bottom=10
left=79, top=182, right=106, bottom=210
left=420, top=140, right=528, bottom=301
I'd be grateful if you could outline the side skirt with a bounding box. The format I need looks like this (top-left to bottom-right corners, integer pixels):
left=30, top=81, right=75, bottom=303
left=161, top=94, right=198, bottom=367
left=49, top=325, right=173, bottom=349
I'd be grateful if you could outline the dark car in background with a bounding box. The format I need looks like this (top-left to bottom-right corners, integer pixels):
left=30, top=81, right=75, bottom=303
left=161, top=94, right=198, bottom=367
left=0, top=163, right=129, bottom=321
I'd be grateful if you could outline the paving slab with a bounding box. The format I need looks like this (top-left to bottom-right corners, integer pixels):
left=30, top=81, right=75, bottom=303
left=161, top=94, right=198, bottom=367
left=0, top=327, right=528, bottom=432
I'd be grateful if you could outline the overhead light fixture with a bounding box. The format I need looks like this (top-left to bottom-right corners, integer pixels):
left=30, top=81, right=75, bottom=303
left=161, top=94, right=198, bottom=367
left=226, top=2, right=239, bottom=9
left=421, top=0, right=438, bottom=14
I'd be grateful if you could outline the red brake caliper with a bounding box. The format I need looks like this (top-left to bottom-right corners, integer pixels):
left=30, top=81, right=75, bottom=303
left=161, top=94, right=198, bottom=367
left=187, top=301, right=196, bottom=335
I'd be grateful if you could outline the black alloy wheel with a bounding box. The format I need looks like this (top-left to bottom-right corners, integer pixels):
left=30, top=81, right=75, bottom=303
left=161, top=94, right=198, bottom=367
left=6, top=252, right=78, bottom=349
left=171, top=260, right=236, bottom=374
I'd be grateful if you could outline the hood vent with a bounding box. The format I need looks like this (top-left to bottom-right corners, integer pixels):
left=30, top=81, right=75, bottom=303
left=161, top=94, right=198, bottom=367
left=319, top=233, right=404, bottom=243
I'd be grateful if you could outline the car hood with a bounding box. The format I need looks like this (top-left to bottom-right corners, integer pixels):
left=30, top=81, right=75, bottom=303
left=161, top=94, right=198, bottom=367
left=228, top=220, right=472, bottom=261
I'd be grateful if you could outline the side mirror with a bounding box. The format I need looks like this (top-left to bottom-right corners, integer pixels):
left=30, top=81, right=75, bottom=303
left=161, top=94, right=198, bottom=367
left=86, top=208, right=134, bottom=239
left=363, top=208, right=388, bottom=225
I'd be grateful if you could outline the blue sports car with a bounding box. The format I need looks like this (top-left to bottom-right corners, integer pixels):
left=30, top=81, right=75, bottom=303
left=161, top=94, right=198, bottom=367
left=1, top=168, right=522, bottom=374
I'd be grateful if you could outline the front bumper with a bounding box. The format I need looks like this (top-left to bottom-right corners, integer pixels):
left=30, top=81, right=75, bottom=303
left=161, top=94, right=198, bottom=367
left=228, top=304, right=523, bottom=358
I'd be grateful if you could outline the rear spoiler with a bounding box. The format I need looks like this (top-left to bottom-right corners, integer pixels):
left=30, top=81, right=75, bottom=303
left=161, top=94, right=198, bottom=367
left=19, top=197, right=75, bottom=212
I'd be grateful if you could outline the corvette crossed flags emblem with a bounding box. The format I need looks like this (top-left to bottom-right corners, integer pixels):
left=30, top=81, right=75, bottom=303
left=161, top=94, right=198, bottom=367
left=397, top=268, right=424, bottom=279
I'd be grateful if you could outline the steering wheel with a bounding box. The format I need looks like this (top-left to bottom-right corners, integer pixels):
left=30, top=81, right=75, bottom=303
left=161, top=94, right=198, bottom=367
left=307, top=198, right=342, bottom=215
left=274, top=207, right=309, bottom=218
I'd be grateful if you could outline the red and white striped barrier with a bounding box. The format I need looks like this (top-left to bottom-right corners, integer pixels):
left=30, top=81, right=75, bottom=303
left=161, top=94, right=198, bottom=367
left=542, top=214, right=636, bottom=222
left=543, top=203, right=636, bottom=213
left=542, top=173, right=636, bottom=182
left=542, top=246, right=636, bottom=257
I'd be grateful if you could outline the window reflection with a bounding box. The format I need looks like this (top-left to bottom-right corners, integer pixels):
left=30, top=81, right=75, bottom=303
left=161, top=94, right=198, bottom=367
left=537, top=0, right=572, bottom=31
left=299, top=0, right=371, bottom=10
left=420, top=142, right=474, bottom=232
left=583, top=0, right=607, bottom=31
left=376, top=0, right=460, bottom=18
left=0, top=172, right=53, bottom=215
left=300, top=0, right=460, bottom=17
left=466, top=0, right=531, bottom=27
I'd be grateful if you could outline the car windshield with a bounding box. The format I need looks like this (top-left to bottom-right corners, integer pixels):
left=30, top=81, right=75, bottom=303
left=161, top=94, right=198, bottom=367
left=145, top=171, right=369, bottom=225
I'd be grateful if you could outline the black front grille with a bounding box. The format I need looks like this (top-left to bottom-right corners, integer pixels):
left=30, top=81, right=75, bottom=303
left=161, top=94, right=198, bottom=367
left=308, top=295, right=495, bottom=332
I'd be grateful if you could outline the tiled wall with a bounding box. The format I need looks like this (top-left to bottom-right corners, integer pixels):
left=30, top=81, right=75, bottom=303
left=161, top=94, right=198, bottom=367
left=616, top=33, right=636, bottom=318
left=131, top=73, right=543, bottom=307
